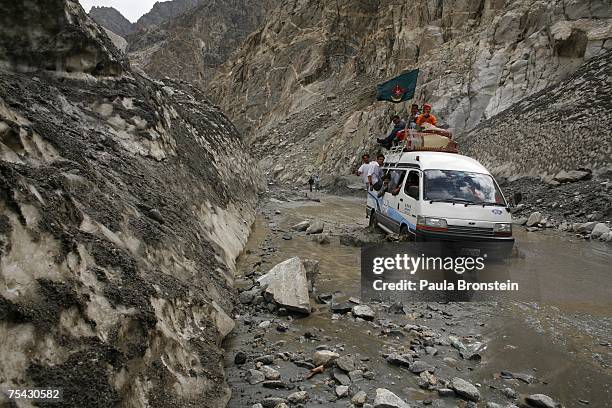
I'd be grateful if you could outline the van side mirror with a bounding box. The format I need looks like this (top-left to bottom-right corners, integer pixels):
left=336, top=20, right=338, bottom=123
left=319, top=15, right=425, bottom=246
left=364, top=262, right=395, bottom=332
left=408, top=185, right=419, bottom=200
left=512, top=192, right=522, bottom=205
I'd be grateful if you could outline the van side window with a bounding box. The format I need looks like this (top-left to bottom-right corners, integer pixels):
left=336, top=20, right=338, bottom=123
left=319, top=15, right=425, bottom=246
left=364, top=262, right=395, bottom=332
left=404, top=170, right=420, bottom=199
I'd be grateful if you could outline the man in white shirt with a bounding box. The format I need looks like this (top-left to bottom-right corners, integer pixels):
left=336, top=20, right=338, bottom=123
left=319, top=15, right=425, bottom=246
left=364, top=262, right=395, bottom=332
left=356, top=154, right=371, bottom=190
left=367, top=153, right=385, bottom=190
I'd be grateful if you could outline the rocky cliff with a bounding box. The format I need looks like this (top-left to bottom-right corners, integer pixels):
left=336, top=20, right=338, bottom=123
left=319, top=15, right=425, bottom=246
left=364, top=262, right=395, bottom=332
left=463, top=48, right=612, bottom=180
left=209, top=0, right=611, bottom=185
left=0, top=1, right=260, bottom=407
left=89, top=6, right=135, bottom=37
left=127, top=0, right=277, bottom=88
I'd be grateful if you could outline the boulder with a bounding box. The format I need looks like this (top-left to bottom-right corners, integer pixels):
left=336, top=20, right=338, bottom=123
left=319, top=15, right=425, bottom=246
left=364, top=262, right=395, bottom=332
left=450, top=377, right=480, bottom=402
left=313, top=350, right=339, bottom=366
left=590, top=223, right=610, bottom=239
left=246, top=369, right=265, bottom=384
left=257, top=257, right=311, bottom=314
left=525, top=394, right=558, bottom=408
left=259, top=365, right=280, bottom=380
left=526, top=212, right=542, bottom=227
left=576, top=221, right=597, bottom=233
left=553, top=169, right=590, bottom=183
left=306, top=220, right=324, bottom=234
left=373, top=388, right=410, bottom=408
left=352, top=305, right=375, bottom=320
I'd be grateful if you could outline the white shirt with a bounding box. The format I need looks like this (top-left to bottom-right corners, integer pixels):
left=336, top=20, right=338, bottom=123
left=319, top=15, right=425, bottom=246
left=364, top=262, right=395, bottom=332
left=367, top=161, right=382, bottom=185
left=358, top=162, right=371, bottom=185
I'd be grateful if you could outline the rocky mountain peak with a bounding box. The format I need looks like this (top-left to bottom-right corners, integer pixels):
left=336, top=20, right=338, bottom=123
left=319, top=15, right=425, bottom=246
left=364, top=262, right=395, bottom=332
left=88, top=5, right=134, bottom=37
left=133, top=0, right=202, bottom=31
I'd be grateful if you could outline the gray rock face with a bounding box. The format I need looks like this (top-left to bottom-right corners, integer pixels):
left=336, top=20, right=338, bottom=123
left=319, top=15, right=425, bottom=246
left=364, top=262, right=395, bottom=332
left=134, top=0, right=202, bottom=30
left=210, top=0, right=611, bottom=186
left=257, top=257, right=312, bottom=314
left=89, top=6, right=134, bottom=37
left=450, top=377, right=481, bottom=402
left=373, top=388, right=410, bottom=408
left=127, top=0, right=277, bottom=88
left=0, top=0, right=128, bottom=75
left=0, top=2, right=261, bottom=406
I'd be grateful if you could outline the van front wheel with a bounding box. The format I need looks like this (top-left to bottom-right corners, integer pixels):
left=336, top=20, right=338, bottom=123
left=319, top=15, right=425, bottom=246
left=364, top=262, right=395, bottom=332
left=369, top=210, right=379, bottom=232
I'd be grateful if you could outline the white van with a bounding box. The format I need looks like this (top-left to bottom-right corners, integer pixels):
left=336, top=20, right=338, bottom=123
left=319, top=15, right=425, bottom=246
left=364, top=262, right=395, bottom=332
left=366, top=149, right=515, bottom=257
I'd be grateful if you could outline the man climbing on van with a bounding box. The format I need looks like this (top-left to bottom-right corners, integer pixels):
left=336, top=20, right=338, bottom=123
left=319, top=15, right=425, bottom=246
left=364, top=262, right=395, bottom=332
left=377, top=115, right=406, bottom=149
left=367, top=153, right=385, bottom=190
left=416, top=103, right=437, bottom=127
left=356, top=154, right=372, bottom=190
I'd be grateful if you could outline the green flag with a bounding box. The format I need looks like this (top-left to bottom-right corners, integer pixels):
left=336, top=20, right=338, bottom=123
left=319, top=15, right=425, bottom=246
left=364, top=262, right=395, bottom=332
left=376, top=69, right=419, bottom=103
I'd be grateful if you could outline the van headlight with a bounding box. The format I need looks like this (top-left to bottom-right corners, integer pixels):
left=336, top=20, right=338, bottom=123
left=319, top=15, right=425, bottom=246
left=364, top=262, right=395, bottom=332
left=494, top=223, right=512, bottom=236
left=417, top=216, right=448, bottom=231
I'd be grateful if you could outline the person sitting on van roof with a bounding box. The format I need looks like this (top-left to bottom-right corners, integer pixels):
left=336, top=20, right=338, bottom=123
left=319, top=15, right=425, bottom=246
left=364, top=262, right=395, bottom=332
left=408, top=104, right=420, bottom=129
left=416, top=103, right=437, bottom=127
left=377, top=115, right=406, bottom=149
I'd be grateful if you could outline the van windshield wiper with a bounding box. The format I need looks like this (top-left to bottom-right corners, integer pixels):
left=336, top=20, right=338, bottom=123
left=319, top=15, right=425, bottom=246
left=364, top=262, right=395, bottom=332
left=428, top=198, right=475, bottom=205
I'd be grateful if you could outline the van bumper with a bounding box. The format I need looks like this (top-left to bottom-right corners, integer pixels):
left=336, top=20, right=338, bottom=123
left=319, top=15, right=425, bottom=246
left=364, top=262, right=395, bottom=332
left=414, top=230, right=515, bottom=259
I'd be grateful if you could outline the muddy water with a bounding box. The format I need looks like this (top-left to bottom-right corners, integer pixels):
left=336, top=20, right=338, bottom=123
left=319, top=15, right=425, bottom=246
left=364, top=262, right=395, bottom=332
left=228, top=193, right=612, bottom=406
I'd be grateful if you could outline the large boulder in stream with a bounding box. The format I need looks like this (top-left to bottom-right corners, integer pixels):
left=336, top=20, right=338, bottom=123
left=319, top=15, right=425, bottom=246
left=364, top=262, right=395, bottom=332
left=257, top=257, right=312, bottom=314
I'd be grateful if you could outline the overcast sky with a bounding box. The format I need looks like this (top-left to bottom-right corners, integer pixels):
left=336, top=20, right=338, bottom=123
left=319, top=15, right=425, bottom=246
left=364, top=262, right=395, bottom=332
left=79, top=0, right=160, bottom=23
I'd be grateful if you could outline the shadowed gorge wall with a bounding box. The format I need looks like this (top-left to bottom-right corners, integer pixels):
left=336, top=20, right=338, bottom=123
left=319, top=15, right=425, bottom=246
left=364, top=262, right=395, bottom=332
left=0, top=1, right=261, bottom=406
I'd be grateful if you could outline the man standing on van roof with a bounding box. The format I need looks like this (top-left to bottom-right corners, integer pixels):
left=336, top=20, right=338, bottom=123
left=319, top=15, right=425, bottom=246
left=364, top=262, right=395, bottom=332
left=377, top=115, right=406, bottom=148
left=367, top=153, right=385, bottom=190
left=357, top=154, right=372, bottom=190
left=416, top=103, right=437, bottom=127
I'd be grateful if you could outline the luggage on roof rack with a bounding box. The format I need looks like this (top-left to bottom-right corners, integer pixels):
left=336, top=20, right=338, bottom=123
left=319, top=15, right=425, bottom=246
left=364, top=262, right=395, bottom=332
left=391, top=130, right=458, bottom=153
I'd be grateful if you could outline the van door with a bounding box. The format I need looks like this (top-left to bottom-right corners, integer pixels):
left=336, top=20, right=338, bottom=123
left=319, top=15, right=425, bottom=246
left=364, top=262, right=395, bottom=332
left=398, top=170, right=421, bottom=233
left=380, top=169, right=407, bottom=232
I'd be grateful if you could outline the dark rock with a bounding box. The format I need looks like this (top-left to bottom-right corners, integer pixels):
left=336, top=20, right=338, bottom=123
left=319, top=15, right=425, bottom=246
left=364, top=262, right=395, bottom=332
left=234, top=351, right=247, bottom=365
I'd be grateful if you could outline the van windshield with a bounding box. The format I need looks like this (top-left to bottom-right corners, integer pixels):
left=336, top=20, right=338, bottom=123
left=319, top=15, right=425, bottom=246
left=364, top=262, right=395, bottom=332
left=423, top=169, right=505, bottom=205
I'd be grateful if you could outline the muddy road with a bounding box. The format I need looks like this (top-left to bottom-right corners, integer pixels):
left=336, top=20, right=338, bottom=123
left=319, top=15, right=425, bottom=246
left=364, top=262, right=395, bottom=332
left=224, top=190, right=612, bottom=407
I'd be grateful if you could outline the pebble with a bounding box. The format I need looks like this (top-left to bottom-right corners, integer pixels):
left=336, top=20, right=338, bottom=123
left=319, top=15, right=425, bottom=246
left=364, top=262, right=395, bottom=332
left=287, top=391, right=308, bottom=403
left=352, top=390, right=367, bottom=406
left=335, top=385, right=349, bottom=398
left=234, top=351, right=247, bottom=365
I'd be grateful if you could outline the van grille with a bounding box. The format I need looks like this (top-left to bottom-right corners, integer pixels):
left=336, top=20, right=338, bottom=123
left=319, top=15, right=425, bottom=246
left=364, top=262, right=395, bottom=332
left=446, top=225, right=494, bottom=237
